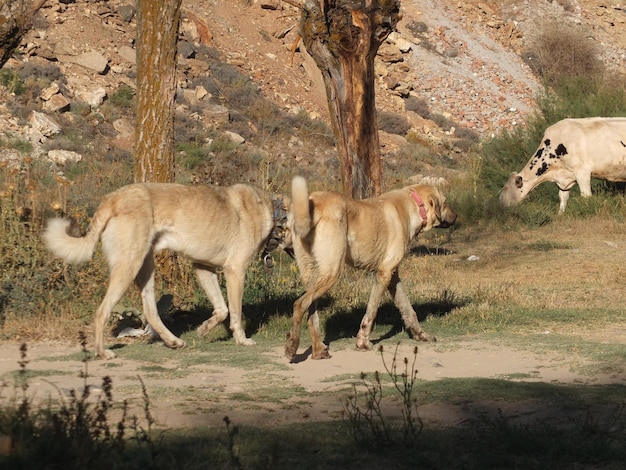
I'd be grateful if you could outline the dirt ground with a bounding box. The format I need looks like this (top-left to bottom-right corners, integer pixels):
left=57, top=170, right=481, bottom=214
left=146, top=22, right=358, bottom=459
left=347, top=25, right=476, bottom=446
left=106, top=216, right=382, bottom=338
left=1, top=217, right=624, bottom=431
left=0, top=338, right=618, bottom=431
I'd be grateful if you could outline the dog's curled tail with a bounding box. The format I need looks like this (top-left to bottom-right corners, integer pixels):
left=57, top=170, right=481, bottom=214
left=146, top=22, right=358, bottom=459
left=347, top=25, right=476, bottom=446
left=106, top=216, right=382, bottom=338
left=291, top=175, right=312, bottom=237
left=42, top=209, right=109, bottom=264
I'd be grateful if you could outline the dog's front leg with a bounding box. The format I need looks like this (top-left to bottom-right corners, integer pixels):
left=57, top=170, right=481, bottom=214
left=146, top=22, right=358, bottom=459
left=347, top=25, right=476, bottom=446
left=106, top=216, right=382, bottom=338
left=388, top=271, right=435, bottom=342
left=223, top=266, right=255, bottom=346
left=356, top=274, right=388, bottom=351
left=194, top=266, right=232, bottom=338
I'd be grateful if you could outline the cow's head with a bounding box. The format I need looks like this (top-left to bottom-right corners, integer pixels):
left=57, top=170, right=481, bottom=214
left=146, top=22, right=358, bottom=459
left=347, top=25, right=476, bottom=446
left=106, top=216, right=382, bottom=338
left=499, top=137, right=568, bottom=208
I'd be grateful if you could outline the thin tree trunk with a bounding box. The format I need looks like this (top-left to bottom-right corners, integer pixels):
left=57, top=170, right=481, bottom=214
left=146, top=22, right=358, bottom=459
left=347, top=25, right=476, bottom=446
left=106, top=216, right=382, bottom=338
left=134, top=0, right=182, bottom=183
left=297, top=0, right=400, bottom=198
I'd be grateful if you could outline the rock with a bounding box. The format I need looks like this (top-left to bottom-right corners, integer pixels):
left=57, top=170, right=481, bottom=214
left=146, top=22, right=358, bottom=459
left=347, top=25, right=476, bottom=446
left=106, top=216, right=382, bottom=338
left=67, top=51, right=109, bottom=74
left=377, top=43, right=403, bottom=63
left=113, top=118, right=134, bottom=137
left=203, top=103, right=229, bottom=125
left=48, top=149, right=82, bottom=165
left=40, top=82, right=60, bottom=101
left=43, top=93, right=71, bottom=113
left=195, top=86, right=209, bottom=100
left=395, top=37, right=414, bottom=53
left=178, top=41, right=195, bottom=59
left=78, top=87, right=107, bottom=108
left=29, top=111, right=62, bottom=137
left=117, top=45, right=136, bottom=64
left=223, top=131, right=245, bottom=145
left=117, top=5, right=136, bottom=23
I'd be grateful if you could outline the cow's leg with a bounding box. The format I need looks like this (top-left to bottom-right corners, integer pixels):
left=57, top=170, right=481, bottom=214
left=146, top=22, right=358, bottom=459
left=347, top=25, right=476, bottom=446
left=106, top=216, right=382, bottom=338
left=577, top=175, right=593, bottom=198
left=558, top=189, right=570, bottom=213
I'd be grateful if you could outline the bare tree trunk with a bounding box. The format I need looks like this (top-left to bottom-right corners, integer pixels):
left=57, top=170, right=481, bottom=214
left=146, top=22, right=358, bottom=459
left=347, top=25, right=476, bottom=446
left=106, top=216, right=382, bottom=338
left=292, top=0, right=400, bottom=198
left=0, top=0, right=48, bottom=69
left=134, top=0, right=182, bottom=183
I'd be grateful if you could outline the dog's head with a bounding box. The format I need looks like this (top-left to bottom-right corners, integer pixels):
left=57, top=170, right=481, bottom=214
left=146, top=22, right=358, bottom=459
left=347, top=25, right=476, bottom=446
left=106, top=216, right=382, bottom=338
left=408, top=184, right=457, bottom=230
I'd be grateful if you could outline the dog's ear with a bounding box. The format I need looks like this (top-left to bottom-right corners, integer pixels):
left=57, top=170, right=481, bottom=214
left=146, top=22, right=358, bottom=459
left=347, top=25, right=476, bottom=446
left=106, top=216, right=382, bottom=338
left=428, top=190, right=442, bottom=221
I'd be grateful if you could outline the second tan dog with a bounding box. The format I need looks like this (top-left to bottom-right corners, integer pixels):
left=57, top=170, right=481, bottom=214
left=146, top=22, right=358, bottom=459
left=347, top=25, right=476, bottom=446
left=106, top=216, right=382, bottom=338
left=284, top=176, right=457, bottom=361
left=43, top=182, right=280, bottom=359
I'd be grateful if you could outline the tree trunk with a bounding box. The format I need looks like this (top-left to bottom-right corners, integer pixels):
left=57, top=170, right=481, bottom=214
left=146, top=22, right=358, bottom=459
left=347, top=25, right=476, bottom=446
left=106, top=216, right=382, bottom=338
left=0, top=0, right=48, bottom=69
left=134, top=0, right=182, bottom=183
left=297, top=0, right=400, bottom=198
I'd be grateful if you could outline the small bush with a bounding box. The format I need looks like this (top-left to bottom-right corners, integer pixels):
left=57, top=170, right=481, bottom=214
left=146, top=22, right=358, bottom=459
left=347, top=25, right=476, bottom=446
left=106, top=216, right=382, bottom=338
left=0, top=69, right=25, bottom=95
left=524, top=22, right=602, bottom=89
left=377, top=110, right=411, bottom=136
left=109, top=85, right=135, bottom=108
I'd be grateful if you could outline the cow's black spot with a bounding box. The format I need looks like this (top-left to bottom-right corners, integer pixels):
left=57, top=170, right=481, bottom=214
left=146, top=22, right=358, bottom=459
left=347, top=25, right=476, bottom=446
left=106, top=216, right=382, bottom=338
left=548, top=152, right=557, bottom=159
left=555, top=143, right=567, bottom=156
left=621, top=141, right=626, bottom=148
left=544, top=138, right=551, bottom=147
left=536, top=161, right=549, bottom=176
left=535, top=148, right=544, bottom=159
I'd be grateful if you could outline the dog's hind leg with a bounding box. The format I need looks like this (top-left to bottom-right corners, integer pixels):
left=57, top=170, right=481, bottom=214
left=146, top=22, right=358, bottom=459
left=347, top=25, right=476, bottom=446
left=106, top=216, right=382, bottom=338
left=387, top=270, right=435, bottom=342
left=306, top=299, right=331, bottom=359
left=136, top=254, right=186, bottom=350
left=94, top=274, right=134, bottom=360
left=286, top=277, right=334, bottom=361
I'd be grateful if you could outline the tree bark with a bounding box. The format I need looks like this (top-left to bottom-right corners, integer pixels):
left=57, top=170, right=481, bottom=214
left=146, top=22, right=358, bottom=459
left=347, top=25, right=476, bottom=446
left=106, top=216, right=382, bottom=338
left=0, top=0, right=48, bottom=69
left=134, top=0, right=182, bottom=183
left=294, top=0, right=400, bottom=198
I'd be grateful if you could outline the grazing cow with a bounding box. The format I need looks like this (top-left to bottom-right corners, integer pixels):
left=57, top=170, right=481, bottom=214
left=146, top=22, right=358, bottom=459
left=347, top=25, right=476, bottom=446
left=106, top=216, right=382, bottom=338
left=499, top=117, right=626, bottom=213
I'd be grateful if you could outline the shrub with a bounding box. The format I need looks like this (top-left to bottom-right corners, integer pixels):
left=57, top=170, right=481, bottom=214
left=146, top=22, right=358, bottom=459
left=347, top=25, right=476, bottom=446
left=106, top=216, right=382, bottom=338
left=109, top=85, right=135, bottom=108
left=524, top=22, right=602, bottom=90
left=377, top=110, right=411, bottom=136
left=0, top=69, right=25, bottom=95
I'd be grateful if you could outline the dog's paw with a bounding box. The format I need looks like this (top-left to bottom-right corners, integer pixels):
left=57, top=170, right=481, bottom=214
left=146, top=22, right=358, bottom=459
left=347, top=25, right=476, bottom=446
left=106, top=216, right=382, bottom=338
left=236, top=337, right=256, bottom=347
left=417, top=332, right=436, bottom=342
left=166, top=338, right=186, bottom=349
left=284, top=342, right=298, bottom=361
left=101, top=349, right=117, bottom=360
left=196, top=320, right=215, bottom=337
left=355, top=338, right=373, bottom=351
left=312, top=344, right=331, bottom=360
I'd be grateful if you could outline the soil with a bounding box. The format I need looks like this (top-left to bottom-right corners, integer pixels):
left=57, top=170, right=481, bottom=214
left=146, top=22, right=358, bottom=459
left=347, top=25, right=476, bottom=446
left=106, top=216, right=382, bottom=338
left=0, top=338, right=617, bottom=431
left=1, top=218, right=624, bottom=431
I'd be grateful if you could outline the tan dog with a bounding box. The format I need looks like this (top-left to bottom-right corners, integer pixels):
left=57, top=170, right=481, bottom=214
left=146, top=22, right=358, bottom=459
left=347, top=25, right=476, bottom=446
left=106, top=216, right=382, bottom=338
left=284, top=176, right=457, bottom=361
left=43, top=182, right=279, bottom=359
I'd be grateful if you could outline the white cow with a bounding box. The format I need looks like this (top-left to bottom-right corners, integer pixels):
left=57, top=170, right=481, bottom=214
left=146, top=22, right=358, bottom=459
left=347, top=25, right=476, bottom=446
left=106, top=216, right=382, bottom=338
left=500, top=117, right=626, bottom=213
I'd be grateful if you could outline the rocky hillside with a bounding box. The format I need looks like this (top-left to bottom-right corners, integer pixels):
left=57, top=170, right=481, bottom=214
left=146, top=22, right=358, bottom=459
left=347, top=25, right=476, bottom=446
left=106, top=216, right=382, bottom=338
left=1, top=0, right=625, bottom=184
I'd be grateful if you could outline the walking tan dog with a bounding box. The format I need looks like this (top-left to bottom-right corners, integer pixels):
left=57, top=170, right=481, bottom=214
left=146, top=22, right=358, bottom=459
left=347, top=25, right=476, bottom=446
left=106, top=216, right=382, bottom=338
left=43, top=182, right=282, bottom=359
left=284, top=176, right=457, bottom=361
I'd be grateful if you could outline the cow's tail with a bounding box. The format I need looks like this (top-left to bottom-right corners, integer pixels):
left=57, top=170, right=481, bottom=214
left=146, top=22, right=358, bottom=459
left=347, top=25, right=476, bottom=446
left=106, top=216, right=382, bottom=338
left=291, top=175, right=312, bottom=238
left=42, top=203, right=112, bottom=264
